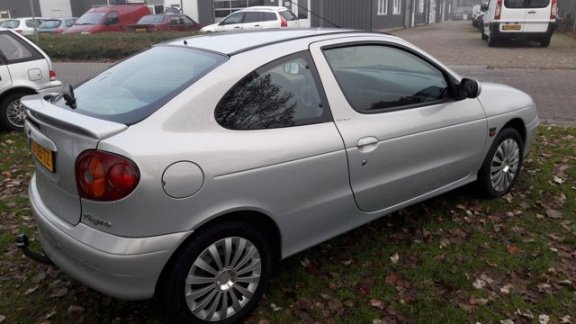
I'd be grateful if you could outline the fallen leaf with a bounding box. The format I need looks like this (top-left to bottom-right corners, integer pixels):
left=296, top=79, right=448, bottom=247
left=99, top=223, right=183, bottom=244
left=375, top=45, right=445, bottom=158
left=515, top=308, right=534, bottom=319
left=369, top=298, right=385, bottom=310
left=390, top=252, right=400, bottom=264
left=25, top=285, right=39, bottom=296
left=500, top=283, right=514, bottom=294
left=507, top=245, right=522, bottom=255
left=560, top=315, right=572, bottom=323
left=539, top=314, right=550, bottom=324
left=553, top=176, right=564, bottom=184
left=439, top=238, right=451, bottom=249
left=270, top=303, right=282, bottom=312
left=0, top=315, right=5, bottom=323
left=343, top=299, right=354, bottom=307
left=300, top=257, right=310, bottom=268
left=258, top=320, right=270, bottom=324
left=500, top=319, right=514, bottom=324
left=546, top=209, right=563, bottom=219
left=67, top=305, right=84, bottom=318
left=50, top=287, right=68, bottom=298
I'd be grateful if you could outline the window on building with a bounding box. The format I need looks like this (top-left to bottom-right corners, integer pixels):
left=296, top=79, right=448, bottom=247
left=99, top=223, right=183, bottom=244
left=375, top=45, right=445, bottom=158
left=418, top=0, right=425, bottom=13
left=393, top=0, right=402, bottom=14
left=377, top=0, right=388, bottom=15
left=213, top=0, right=265, bottom=20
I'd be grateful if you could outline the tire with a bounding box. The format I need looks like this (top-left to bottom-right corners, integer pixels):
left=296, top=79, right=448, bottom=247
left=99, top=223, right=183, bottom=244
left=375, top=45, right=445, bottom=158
left=481, top=32, right=488, bottom=40
left=488, top=33, right=497, bottom=47
left=0, top=92, right=29, bottom=131
left=540, top=36, right=551, bottom=47
left=477, top=128, right=523, bottom=198
left=159, top=221, right=274, bottom=324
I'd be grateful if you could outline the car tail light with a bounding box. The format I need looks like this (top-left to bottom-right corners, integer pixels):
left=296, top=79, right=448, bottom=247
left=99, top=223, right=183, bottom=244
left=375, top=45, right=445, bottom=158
left=280, top=16, right=287, bottom=28
left=76, top=150, right=140, bottom=201
left=551, top=0, right=557, bottom=19
left=49, top=70, right=57, bottom=81
left=55, top=28, right=64, bottom=33
left=495, top=0, right=503, bottom=20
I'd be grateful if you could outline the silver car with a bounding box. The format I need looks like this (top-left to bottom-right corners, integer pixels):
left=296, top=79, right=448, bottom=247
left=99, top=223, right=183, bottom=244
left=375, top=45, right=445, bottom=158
left=0, top=28, right=62, bottom=131
left=23, top=29, right=538, bottom=323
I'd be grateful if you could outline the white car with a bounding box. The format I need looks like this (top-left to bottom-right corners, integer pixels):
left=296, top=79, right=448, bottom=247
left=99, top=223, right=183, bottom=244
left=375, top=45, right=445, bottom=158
left=200, top=6, right=298, bottom=32
left=0, top=17, right=48, bottom=36
left=0, top=28, right=62, bottom=131
left=482, top=0, right=557, bottom=47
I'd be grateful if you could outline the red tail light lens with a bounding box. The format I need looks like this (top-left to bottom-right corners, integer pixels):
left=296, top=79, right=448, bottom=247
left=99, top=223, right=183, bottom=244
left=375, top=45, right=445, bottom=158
left=49, top=70, right=57, bottom=81
left=495, top=0, right=503, bottom=20
left=76, top=150, right=140, bottom=201
left=551, top=0, right=557, bottom=19
left=280, top=16, right=287, bottom=27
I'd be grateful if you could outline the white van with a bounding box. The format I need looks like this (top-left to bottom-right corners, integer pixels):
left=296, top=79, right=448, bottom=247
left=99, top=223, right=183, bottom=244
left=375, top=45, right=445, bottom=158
left=482, top=0, right=557, bottom=47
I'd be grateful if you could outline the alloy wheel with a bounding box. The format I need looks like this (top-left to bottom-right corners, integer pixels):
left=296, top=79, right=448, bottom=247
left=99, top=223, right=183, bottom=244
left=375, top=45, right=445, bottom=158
left=489, top=138, right=520, bottom=192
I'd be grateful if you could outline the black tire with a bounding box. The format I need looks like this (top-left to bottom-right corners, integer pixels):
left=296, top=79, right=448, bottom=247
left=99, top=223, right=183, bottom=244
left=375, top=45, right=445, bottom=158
left=540, top=36, right=551, bottom=47
left=159, top=221, right=274, bottom=324
left=488, top=33, right=497, bottom=47
left=0, top=92, right=29, bottom=131
left=481, top=32, right=488, bottom=40
left=477, top=128, right=523, bottom=198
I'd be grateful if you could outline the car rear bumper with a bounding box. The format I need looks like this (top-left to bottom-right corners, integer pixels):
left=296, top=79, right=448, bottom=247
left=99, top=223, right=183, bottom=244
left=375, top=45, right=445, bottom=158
left=489, top=22, right=556, bottom=39
left=29, top=174, right=191, bottom=300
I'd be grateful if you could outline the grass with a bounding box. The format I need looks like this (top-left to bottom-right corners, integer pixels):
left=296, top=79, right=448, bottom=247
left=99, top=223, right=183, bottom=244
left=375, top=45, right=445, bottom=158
left=0, top=125, right=575, bottom=323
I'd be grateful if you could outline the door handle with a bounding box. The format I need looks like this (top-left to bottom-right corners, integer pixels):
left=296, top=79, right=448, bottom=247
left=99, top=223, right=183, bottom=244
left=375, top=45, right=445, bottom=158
left=527, top=10, right=537, bottom=14
left=234, top=26, right=241, bottom=29
left=356, top=137, right=379, bottom=153
left=254, top=24, right=260, bottom=27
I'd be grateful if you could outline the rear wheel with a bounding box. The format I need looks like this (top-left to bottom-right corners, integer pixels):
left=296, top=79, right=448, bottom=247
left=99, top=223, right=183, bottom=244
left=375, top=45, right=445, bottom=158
left=481, top=32, right=488, bottom=40
left=488, top=33, right=497, bottom=47
left=0, top=92, right=29, bottom=131
left=540, top=35, right=551, bottom=47
left=477, top=128, right=523, bottom=198
left=160, top=221, right=273, bottom=324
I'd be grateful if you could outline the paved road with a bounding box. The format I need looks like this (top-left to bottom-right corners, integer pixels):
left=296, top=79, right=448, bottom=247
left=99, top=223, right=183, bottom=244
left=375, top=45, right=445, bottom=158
left=53, top=22, right=576, bottom=125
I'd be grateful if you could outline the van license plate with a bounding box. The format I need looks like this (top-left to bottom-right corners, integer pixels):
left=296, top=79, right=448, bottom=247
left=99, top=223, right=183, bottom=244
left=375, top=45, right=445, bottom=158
left=502, top=24, right=521, bottom=31
left=135, top=28, right=147, bottom=32
left=31, top=140, right=55, bottom=172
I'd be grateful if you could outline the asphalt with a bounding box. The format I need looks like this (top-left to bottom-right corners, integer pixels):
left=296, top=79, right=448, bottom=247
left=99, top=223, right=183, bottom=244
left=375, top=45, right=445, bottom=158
left=53, top=21, right=576, bottom=126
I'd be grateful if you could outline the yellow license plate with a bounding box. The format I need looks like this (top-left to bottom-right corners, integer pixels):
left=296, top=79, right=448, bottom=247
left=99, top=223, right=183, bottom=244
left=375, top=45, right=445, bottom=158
left=135, top=28, right=147, bottom=32
left=502, top=24, right=521, bottom=31
left=31, top=140, right=55, bottom=172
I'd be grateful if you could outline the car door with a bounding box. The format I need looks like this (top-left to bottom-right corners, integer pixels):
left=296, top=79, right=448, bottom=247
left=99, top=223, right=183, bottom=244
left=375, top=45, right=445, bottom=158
left=217, top=12, right=245, bottom=31
left=310, top=39, right=488, bottom=213
left=503, top=0, right=551, bottom=32
left=0, top=58, right=12, bottom=93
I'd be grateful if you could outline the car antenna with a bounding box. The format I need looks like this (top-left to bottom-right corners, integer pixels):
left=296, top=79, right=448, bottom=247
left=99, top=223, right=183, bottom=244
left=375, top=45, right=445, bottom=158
left=63, top=84, right=77, bottom=109
left=283, top=0, right=341, bottom=28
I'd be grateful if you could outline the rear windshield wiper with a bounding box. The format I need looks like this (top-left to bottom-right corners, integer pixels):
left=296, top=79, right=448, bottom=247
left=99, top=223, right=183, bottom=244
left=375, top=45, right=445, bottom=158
left=63, top=85, right=77, bottom=109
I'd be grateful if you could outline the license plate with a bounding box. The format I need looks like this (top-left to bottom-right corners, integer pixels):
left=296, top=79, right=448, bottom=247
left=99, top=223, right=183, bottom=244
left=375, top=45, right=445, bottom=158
left=135, top=28, right=147, bottom=32
left=502, top=24, right=521, bottom=31
left=31, top=140, right=55, bottom=172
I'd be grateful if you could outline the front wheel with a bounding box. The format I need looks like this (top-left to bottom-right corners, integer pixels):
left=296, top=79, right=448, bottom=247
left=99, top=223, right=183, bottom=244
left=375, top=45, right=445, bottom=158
left=477, top=128, right=523, bottom=198
left=160, top=222, right=274, bottom=324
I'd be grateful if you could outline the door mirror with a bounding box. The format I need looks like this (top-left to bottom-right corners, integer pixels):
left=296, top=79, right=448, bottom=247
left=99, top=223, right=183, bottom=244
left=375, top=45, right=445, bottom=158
left=481, top=2, right=489, bottom=11
left=459, top=78, right=480, bottom=99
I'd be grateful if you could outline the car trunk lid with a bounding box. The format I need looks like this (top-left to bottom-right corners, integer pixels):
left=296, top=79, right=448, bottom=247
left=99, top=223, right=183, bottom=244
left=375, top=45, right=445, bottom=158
left=23, top=95, right=127, bottom=225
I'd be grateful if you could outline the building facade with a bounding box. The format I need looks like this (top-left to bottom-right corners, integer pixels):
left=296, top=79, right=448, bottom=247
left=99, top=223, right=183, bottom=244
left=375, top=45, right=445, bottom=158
left=1, top=0, right=455, bottom=29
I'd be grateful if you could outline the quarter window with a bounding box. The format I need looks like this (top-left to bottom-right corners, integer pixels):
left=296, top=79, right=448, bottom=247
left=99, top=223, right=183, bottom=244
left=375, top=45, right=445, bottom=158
left=0, top=32, right=43, bottom=64
left=215, top=52, right=330, bottom=130
left=323, top=45, right=449, bottom=113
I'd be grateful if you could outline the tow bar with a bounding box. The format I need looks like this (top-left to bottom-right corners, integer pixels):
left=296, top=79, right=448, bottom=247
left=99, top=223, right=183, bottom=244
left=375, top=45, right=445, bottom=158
left=15, top=234, right=52, bottom=265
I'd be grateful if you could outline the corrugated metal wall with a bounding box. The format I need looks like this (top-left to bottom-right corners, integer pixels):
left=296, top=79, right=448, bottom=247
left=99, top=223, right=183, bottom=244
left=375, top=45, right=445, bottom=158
left=311, top=0, right=372, bottom=30
left=0, top=0, right=41, bottom=18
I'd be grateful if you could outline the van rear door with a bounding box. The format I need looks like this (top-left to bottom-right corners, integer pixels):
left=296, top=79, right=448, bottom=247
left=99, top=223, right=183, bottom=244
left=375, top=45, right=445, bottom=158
left=502, top=0, right=551, bottom=32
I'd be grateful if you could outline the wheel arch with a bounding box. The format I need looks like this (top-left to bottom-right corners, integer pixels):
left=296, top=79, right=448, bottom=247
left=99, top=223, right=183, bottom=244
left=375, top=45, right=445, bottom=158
left=501, top=118, right=527, bottom=146
left=0, top=86, right=37, bottom=101
left=154, top=209, right=282, bottom=297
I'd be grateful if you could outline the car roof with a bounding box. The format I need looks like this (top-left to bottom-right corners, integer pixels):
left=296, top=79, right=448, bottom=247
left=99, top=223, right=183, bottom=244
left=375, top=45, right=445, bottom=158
left=237, top=6, right=290, bottom=12
left=163, top=29, right=394, bottom=56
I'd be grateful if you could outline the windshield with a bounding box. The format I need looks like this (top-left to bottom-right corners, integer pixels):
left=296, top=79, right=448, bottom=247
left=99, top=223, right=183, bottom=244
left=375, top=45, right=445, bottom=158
left=138, top=15, right=164, bottom=24
left=0, top=20, right=19, bottom=28
left=39, top=20, right=62, bottom=29
left=55, top=46, right=227, bottom=125
left=76, top=12, right=105, bottom=25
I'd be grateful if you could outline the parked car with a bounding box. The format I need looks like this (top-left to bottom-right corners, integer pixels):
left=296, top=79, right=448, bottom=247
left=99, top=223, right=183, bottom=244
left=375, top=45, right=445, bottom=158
left=38, top=18, right=77, bottom=33
left=200, top=6, right=298, bottom=32
left=482, top=0, right=558, bottom=47
left=63, top=5, right=151, bottom=34
left=127, top=13, right=201, bottom=32
left=22, top=29, right=538, bottom=323
left=0, top=17, right=47, bottom=36
left=472, top=11, right=485, bottom=31
left=0, top=28, right=62, bottom=131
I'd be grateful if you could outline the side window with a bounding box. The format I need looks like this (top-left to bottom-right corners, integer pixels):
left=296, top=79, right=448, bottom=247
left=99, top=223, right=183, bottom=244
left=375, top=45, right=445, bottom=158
left=262, top=12, right=276, bottom=21
left=0, top=32, right=43, bottom=64
left=323, top=45, right=449, bottom=113
left=243, top=12, right=263, bottom=23
left=215, top=52, right=330, bottom=130
left=183, top=16, right=196, bottom=25
left=107, top=11, right=120, bottom=24
left=221, top=12, right=244, bottom=25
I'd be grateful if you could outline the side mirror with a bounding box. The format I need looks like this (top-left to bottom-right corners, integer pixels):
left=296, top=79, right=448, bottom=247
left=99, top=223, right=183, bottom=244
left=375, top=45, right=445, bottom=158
left=481, top=3, right=489, bottom=11
left=459, top=78, right=480, bottom=99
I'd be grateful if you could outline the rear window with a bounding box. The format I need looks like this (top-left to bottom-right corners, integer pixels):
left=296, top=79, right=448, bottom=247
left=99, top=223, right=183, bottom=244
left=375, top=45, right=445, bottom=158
left=25, top=19, right=43, bottom=28
left=55, top=46, right=226, bottom=125
left=504, top=0, right=550, bottom=8
left=279, top=10, right=298, bottom=21
left=0, top=20, right=20, bottom=28
left=40, top=20, right=63, bottom=29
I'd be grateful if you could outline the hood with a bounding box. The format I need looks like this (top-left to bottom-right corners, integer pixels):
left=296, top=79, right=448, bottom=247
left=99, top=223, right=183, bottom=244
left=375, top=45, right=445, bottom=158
left=477, top=82, right=535, bottom=117
left=63, top=24, right=103, bottom=35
